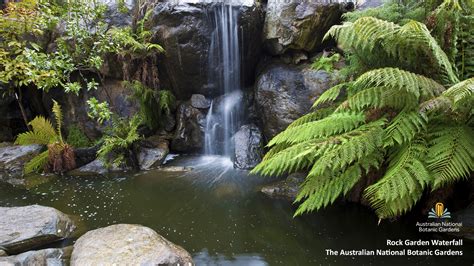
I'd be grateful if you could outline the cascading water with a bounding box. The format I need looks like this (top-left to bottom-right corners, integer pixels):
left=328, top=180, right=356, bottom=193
left=204, top=1, right=243, bottom=158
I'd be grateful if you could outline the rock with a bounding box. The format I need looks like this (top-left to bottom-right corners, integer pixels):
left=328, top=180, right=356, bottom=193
left=261, top=173, right=306, bottom=200
left=263, top=0, right=350, bottom=55
left=233, top=124, right=263, bottom=169
left=0, top=250, right=6, bottom=257
left=74, top=146, right=99, bottom=168
left=69, top=159, right=132, bottom=175
left=0, top=205, right=75, bottom=254
left=0, top=93, right=18, bottom=143
left=171, top=102, right=205, bottom=153
left=190, top=94, right=211, bottom=109
left=450, top=204, right=474, bottom=241
left=357, top=0, right=383, bottom=9
left=0, top=248, right=65, bottom=266
left=0, top=145, right=43, bottom=185
left=152, top=0, right=263, bottom=99
left=159, top=166, right=192, bottom=172
left=70, top=224, right=193, bottom=265
left=255, top=62, right=334, bottom=139
left=138, top=141, right=170, bottom=170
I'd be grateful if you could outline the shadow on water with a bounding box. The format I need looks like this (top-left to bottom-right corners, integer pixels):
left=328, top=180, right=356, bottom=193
left=0, top=155, right=472, bottom=265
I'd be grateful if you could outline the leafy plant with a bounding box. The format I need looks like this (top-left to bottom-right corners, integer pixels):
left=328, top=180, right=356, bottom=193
left=66, top=125, right=92, bottom=148
left=252, top=13, right=473, bottom=220
left=124, top=80, right=175, bottom=130
left=311, top=53, right=341, bottom=73
left=15, top=100, right=76, bottom=174
left=97, top=114, right=143, bottom=168
left=86, top=97, right=113, bottom=124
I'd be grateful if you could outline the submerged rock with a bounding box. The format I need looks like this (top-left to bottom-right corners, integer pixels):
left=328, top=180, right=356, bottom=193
left=255, top=62, right=334, bottom=139
left=0, top=145, right=43, bottom=185
left=0, top=205, right=75, bottom=254
left=171, top=102, right=205, bottom=153
left=69, top=159, right=132, bottom=175
left=0, top=248, right=65, bottom=266
left=263, top=0, right=349, bottom=55
left=70, top=224, right=193, bottom=265
left=233, top=124, right=263, bottom=169
left=261, top=173, right=306, bottom=200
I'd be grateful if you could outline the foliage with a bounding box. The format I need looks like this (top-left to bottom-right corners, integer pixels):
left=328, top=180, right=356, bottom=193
left=311, top=54, right=341, bottom=73
left=253, top=11, right=473, bottom=220
left=15, top=100, right=76, bottom=174
left=66, top=125, right=92, bottom=148
left=124, top=80, right=175, bottom=130
left=97, top=114, right=143, bottom=168
left=86, top=97, right=113, bottom=124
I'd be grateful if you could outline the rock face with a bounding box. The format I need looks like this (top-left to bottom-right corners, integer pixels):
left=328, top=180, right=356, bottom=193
left=263, top=0, right=349, bottom=55
left=0, top=205, right=75, bottom=254
left=0, top=145, right=43, bottom=185
left=138, top=140, right=170, bottom=170
left=0, top=248, right=65, bottom=266
left=171, top=102, right=205, bottom=153
left=233, top=124, right=263, bottom=169
left=152, top=0, right=264, bottom=99
left=190, top=94, right=211, bottom=109
left=255, top=63, right=334, bottom=139
left=261, top=173, right=306, bottom=200
left=70, top=224, right=193, bottom=265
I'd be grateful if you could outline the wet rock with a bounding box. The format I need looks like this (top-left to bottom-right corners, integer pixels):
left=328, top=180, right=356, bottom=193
left=0, top=248, right=65, bottom=266
left=69, top=159, right=132, bottom=175
left=233, top=124, right=263, bottom=170
left=0, top=205, right=75, bottom=254
left=138, top=140, right=170, bottom=170
left=190, top=94, right=211, bottom=109
left=255, top=62, right=334, bottom=139
left=171, top=102, right=205, bottom=153
left=0, top=250, right=6, bottom=257
left=74, top=146, right=99, bottom=168
left=0, top=145, right=43, bottom=185
left=151, top=0, right=263, bottom=99
left=450, top=204, right=474, bottom=241
left=70, top=224, right=193, bottom=265
left=159, top=166, right=192, bottom=172
left=263, top=0, right=350, bottom=55
left=261, top=173, right=306, bottom=200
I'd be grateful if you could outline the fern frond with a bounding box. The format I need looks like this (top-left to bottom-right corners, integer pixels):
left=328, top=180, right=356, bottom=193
left=312, top=83, right=346, bottom=109
left=443, top=77, right=474, bottom=107
left=268, top=112, right=366, bottom=147
left=24, top=150, right=49, bottom=174
left=341, top=86, right=417, bottom=111
left=15, top=116, right=57, bottom=145
left=52, top=100, right=63, bottom=143
left=384, top=110, right=428, bottom=147
left=427, top=125, right=474, bottom=188
left=364, top=138, right=430, bottom=219
left=287, top=107, right=336, bottom=129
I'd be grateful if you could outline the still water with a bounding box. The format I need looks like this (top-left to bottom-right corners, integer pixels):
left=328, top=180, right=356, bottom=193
left=0, top=156, right=472, bottom=265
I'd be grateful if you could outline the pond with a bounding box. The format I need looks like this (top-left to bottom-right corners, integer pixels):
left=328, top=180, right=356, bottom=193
left=0, top=156, right=472, bottom=265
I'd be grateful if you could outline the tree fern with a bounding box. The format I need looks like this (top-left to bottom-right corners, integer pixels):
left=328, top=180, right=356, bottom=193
left=427, top=125, right=474, bottom=188
left=24, top=150, right=49, bottom=175
left=384, top=110, right=428, bottom=147
left=15, top=116, right=57, bottom=145
left=52, top=100, right=63, bottom=143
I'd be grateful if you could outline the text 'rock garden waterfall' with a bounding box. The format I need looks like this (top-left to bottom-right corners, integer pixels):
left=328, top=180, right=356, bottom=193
left=204, top=1, right=244, bottom=158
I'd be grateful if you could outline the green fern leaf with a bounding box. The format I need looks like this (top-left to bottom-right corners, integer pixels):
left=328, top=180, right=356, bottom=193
left=24, top=150, right=49, bottom=174
left=384, top=110, right=428, bottom=147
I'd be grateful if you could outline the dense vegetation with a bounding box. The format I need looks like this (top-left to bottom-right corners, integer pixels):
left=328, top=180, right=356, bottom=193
left=0, top=0, right=171, bottom=172
left=253, top=0, right=473, bottom=220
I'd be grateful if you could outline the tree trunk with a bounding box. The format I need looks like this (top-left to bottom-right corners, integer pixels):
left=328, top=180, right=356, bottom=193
left=15, top=90, right=30, bottom=130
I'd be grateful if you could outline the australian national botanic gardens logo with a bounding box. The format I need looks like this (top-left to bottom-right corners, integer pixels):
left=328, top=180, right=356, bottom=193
left=416, top=202, right=462, bottom=233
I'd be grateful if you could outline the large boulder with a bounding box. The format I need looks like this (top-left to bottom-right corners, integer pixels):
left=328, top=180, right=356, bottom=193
left=151, top=0, right=264, bottom=99
left=0, top=248, right=65, bottom=266
left=70, top=224, right=193, bottom=265
left=138, top=139, right=170, bottom=170
left=255, top=62, right=334, bottom=139
left=171, top=102, right=205, bottom=153
left=0, top=205, right=75, bottom=254
left=0, top=145, right=43, bottom=185
left=233, top=124, right=263, bottom=169
left=69, top=159, right=132, bottom=175
left=263, top=0, right=351, bottom=55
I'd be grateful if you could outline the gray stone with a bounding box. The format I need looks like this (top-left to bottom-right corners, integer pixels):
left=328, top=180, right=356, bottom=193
left=171, top=102, right=205, bottom=153
left=151, top=0, right=263, bottom=99
left=0, top=145, right=43, bottom=185
left=0, top=205, right=75, bottom=254
left=233, top=124, right=263, bottom=170
left=159, top=166, right=192, bottom=172
left=263, top=0, right=349, bottom=55
left=261, top=173, right=306, bottom=200
left=70, top=224, right=193, bottom=265
left=255, top=62, right=334, bottom=139
left=138, top=142, right=169, bottom=170
left=0, top=248, right=64, bottom=266
left=190, top=94, right=211, bottom=109
left=0, top=250, right=6, bottom=257
left=69, top=159, right=131, bottom=175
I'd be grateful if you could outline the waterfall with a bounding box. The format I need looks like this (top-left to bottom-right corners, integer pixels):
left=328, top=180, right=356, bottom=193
left=204, top=1, right=243, bottom=157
